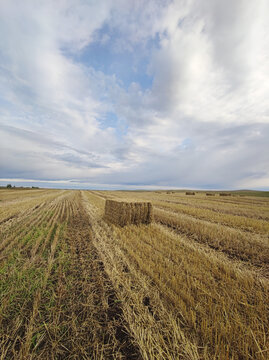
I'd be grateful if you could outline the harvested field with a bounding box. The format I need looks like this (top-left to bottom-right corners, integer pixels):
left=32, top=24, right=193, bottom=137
left=1, top=188, right=269, bottom=359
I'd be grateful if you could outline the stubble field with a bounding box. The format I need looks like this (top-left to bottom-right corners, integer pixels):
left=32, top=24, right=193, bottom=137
left=0, top=188, right=268, bottom=359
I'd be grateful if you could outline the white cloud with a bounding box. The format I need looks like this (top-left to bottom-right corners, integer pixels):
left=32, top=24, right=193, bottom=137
left=147, top=0, right=269, bottom=124
left=0, top=0, right=123, bottom=162
left=0, top=0, right=268, bottom=189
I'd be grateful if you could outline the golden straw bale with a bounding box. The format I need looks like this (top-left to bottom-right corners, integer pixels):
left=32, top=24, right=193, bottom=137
left=105, top=200, right=153, bottom=226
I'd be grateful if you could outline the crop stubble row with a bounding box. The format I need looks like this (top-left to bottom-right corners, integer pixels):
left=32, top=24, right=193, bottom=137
left=84, top=191, right=269, bottom=360
left=1, top=189, right=268, bottom=360
left=0, top=190, right=140, bottom=359
left=0, top=192, right=70, bottom=358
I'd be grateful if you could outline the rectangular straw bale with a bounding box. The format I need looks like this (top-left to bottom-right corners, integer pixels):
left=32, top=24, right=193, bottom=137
left=105, top=199, right=153, bottom=226
left=219, top=193, right=231, bottom=196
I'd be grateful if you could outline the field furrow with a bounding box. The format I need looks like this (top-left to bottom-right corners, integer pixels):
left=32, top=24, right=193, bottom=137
left=153, top=202, right=269, bottom=234
left=154, top=207, right=269, bottom=272
left=30, top=192, right=142, bottom=359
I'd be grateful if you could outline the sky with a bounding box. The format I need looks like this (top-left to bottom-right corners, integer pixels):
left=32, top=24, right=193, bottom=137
left=0, top=0, right=269, bottom=190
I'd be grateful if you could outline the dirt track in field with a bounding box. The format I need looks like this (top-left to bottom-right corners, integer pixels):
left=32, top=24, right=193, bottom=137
left=43, top=195, right=141, bottom=359
left=0, top=191, right=141, bottom=359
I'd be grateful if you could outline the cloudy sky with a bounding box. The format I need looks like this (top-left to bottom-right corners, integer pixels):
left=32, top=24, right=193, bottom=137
left=0, top=0, right=268, bottom=190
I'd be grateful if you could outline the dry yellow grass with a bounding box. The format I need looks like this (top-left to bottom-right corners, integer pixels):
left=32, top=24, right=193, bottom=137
left=0, top=190, right=141, bottom=359
left=153, top=208, right=269, bottom=270
left=153, top=201, right=269, bottom=234
left=1, top=189, right=268, bottom=359
left=83, top=191, right=269, bottom=359
left=102, top=190, right=269, bottom=220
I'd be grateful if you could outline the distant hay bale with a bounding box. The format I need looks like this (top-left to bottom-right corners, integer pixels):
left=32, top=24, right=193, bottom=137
left=219, top=193, right=231, bottom=196
left=206, top=193, right=215, bottom=196
left=105, top=200, right=153, bottom=226
left=186, top=192, right=195, bottom=195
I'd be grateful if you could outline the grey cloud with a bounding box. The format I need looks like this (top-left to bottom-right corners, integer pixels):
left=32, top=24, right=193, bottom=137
left=0, top=124, right=101, bottom=160
left=88, top=121, right=269, bottom=189
left=51, top=153, right=105, bottom=169
left=0, top=1, right=268, bottom=190
left=0, top=124, right=108, bottom=181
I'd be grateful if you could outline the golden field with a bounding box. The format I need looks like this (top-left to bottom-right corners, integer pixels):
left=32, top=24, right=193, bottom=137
left=0, top=188, right=268, bottom=359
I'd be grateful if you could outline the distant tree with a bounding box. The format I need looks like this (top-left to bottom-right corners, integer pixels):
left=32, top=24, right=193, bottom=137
left=6, top=184, right=12, bottom=188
